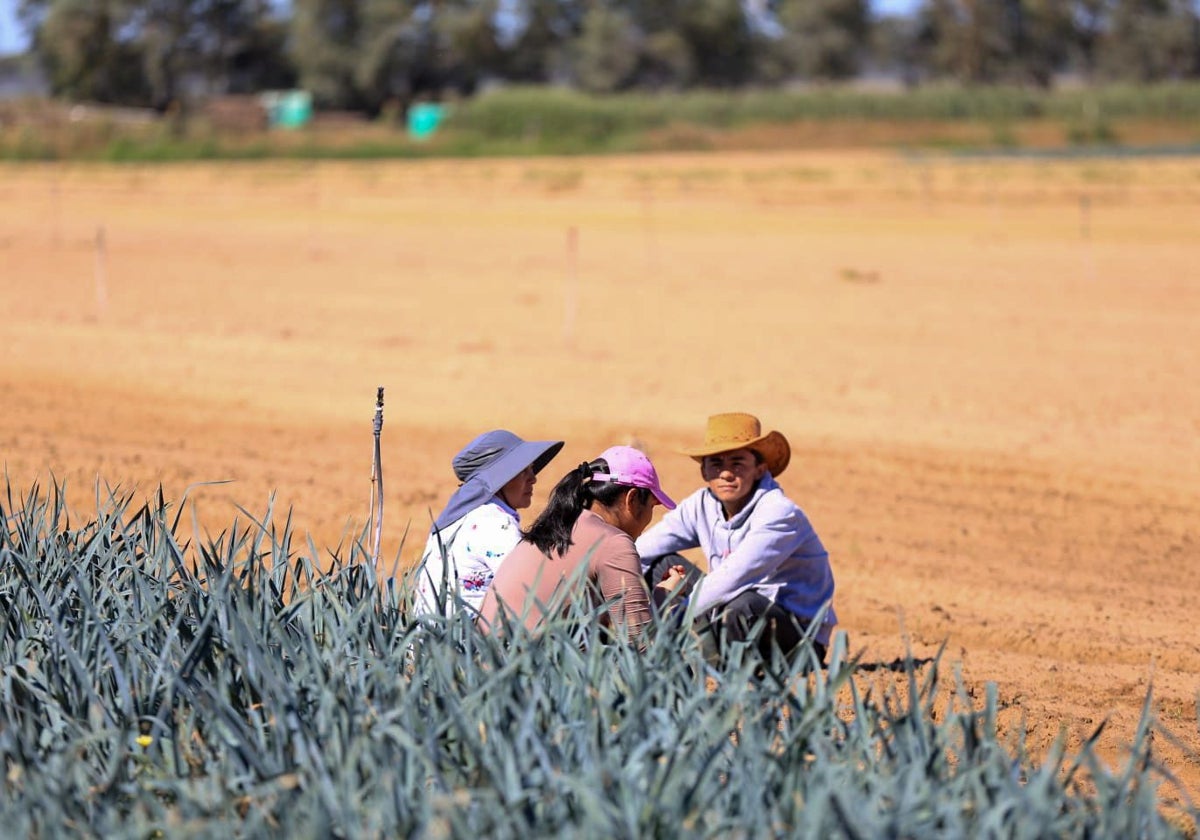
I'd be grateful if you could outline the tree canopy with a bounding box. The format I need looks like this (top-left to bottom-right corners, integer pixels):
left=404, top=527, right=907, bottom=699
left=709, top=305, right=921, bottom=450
left=13, top=0, right=1200, bottom=112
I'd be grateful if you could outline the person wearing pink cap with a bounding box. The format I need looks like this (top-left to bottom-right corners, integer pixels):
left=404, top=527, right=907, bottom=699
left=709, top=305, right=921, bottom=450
left=476, top=446, right=686, bottom=642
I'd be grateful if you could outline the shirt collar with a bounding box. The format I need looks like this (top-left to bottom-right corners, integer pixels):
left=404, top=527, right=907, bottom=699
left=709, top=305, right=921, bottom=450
left=491, top=495, right=520, bottom=521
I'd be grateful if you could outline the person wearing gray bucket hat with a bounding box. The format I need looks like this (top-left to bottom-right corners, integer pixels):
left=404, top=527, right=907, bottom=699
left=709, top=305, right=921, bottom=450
left=413, top=430, right=564, bottom=617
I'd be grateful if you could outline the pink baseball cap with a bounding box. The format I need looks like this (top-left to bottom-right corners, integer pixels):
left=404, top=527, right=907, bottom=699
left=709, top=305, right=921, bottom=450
left=591, top=445, right=677, bottom=510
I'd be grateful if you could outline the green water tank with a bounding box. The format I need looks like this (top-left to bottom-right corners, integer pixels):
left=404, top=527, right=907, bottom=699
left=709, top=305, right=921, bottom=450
left=407, top=103, right=446, bottom=140
left=262, top=91, right=312, bottom=129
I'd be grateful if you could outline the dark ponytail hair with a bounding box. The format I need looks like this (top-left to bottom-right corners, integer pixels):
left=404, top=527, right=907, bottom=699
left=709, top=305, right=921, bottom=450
left=522, top=458, right=650, bottom=555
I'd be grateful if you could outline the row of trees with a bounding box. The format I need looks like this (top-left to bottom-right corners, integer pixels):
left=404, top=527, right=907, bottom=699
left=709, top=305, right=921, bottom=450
left=15, top=0, right=1200, bottom=113
left=890, top=0, right=1200, bottom=87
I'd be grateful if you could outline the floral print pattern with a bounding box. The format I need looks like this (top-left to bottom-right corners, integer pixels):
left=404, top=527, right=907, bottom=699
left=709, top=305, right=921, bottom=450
left=414, top=501, right=522, bottom=617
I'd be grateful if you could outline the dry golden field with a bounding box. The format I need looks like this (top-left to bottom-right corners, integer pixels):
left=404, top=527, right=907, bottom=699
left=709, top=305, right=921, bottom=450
left=2, top=151, right=1199, bottom=803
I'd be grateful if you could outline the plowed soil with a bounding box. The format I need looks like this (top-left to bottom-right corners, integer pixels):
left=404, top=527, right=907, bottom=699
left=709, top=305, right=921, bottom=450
left=3, top=152, right=1198, bottom=806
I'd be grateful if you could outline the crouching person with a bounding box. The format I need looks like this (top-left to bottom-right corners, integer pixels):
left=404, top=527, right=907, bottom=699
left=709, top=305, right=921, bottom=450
left=477, top=446, right=684, bottom=645
left=636, top=413, right=836, bottom=666
left=412, top=430, right=563, bottom=618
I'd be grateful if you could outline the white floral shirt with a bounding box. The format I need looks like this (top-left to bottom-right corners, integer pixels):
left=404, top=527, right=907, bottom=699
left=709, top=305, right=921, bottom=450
left=413, top=500, right=522, bottom=617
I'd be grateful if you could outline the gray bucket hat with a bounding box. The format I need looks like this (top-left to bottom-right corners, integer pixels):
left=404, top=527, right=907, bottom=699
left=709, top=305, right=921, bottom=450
left=432, top=430, right=564, bottom=531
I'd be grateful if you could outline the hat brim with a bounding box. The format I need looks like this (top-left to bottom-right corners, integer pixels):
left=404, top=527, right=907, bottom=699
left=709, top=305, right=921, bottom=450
left=680, top=430, right=790, bottom=478
left=481, top=439, right=565, bottom=492
left=649, top=486, right=677, bottom=511
left=433, top=439, right=564, bottom=531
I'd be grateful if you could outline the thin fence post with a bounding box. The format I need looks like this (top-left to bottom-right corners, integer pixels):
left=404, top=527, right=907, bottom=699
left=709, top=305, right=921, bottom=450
left=51, top=168, right=61, bottom=248
left=642, top=185, right=658, bottom=273
left=370, top=386, right=385, bottom=567
left=94, top=225, right=108, bottom=318
left=309, top=164, right=322, bottom=259
left=563, top=225, right=578, bottom=346
left=1080, top=193, right=1096, bottom=285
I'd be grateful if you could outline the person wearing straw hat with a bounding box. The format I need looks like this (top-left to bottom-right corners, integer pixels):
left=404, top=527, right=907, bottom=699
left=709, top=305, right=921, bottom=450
left=477, top=445, right=686, bottom=642
left=413, top=429, right=564, bottom=618
left=636, top=413, right=836, bottom=664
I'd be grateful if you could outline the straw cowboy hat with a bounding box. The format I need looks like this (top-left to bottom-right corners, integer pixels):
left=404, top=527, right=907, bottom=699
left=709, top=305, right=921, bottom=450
left=679, top=413, right=791, bottom=478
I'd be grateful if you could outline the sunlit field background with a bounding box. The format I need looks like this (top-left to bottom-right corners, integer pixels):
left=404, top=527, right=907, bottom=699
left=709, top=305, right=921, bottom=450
left=2, top=150, right=1199, bottom=808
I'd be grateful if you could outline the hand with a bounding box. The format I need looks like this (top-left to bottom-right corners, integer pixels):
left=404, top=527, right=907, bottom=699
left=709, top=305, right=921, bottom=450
left=655, top=564, right=687, bottom=592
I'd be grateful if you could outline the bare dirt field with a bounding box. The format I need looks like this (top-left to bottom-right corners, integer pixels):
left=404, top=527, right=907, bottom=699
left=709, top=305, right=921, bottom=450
left=2, top=151, right=1198, bottom=806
